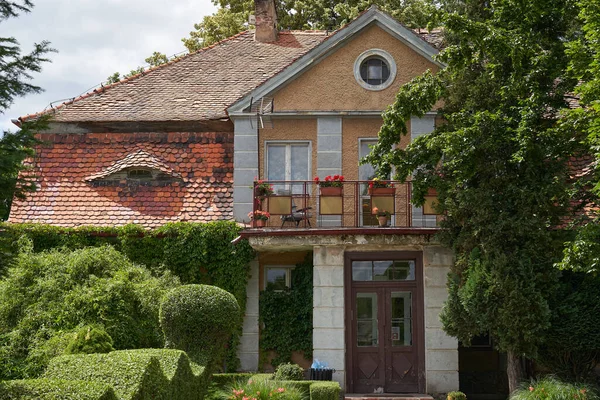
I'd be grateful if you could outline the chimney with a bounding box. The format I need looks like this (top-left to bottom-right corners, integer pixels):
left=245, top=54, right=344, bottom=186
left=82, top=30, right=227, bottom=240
left=254, top=0, right=278, bottom=43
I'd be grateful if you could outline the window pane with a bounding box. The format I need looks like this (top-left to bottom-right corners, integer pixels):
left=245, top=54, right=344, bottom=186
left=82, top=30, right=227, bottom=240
left=368, top=60, right=383, bottom=80
left=373, top=260, right=393, bottom=281
left=266, top=268, right=287, bottom=291
left=290, top=144, right=309, bottom=194
left=352, top=261, right=373, bottom=281
left=392, top=261, right=415, bottom=281
left=267, top=145, right=285, bottom=181
left=357, top=293, right=378, bottom=347
left=391, top=292, right=412, bottom=346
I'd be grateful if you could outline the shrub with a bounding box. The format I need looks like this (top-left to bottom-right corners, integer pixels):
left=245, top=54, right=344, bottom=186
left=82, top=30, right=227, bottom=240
left=159, top=284, right=241, bottom=369
left=44, top=351, right=170, bottom=400
left=0, top=242, right=179, bottom=379
left=65, top=325, right=114, bottom=355
left=510, top=377, right=598, bottom=400
left=0, top=378, right=118, bottom=400
left=227, top=377, right=304, bottom=400
left=273, top=362, right=305, bottom=381
left=448, top=391, right=467, bottom=400
left=309, top=381, right=341, bottom=400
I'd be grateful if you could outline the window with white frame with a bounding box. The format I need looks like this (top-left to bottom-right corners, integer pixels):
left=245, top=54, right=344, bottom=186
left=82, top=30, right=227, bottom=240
left=264, top=266, right=295, bottom=291
left=266, top=142, right=310, bottom=194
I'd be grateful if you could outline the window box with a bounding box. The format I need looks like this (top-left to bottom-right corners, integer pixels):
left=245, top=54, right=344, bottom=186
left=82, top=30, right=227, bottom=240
left=319, top=187, right=343, bottom=196
left=368, top=187, right=396, bottom=195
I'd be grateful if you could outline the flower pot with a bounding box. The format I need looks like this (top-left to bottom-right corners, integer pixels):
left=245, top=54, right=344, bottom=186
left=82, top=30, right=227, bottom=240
left=253, top=219, right=266, bottom=228
left=369, top=187, right=396, bottom=195
left=377, top=215, right=388, bottom=227
left=320, top=186, right=343, bottom=196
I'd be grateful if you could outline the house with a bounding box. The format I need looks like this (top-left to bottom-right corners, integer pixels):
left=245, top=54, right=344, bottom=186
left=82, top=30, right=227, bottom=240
left=10, top=1, right=466, bottom=395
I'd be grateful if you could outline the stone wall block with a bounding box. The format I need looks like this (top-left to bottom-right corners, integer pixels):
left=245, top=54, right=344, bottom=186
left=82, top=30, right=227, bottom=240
left=314, top=266, right=344, bottom=287
left=313, top=328, right=345, bottom=349
left=424, top=266, right=450, bottom=288
left=426, top=328, right=458, bottom=350
left=424, top=246, right=454, bottom=267
left=426, top=350, right=459, bottom=371
left=313, top=307, right=344, bottom=329
left=427, top=371, right=459, bottom=393
left=314, top=287, right=345, bottom=307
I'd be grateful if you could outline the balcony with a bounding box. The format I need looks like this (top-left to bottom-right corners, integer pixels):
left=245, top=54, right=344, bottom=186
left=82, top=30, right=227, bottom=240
left=244, top=180, right=440, bottom=236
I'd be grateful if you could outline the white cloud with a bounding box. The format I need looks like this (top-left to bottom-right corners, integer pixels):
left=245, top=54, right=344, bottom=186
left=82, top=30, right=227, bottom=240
left=0, top=0, right=217, bottom=132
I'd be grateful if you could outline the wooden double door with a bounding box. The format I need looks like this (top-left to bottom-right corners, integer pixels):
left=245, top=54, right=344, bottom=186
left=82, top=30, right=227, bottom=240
left=345, top=252, right=425, bottom=393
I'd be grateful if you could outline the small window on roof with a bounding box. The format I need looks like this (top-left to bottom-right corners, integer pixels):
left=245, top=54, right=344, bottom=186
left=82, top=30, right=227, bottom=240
left=360, top=57, right=390, bottom=86
left=127, top=169, right=153, bottom=180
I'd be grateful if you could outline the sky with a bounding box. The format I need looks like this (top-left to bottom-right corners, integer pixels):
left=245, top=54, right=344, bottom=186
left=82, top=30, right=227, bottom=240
left=0, top=0, right=218, bottom=132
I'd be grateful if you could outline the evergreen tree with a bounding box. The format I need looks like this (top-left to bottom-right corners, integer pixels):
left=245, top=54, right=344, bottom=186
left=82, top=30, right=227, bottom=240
left=363, top=0, right=580, bottom=392
left=0, top=0, right=54, bottom=220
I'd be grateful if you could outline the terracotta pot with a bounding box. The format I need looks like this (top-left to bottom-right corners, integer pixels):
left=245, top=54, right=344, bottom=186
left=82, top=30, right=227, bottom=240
left=377, top=215, right=388, bottom=227
left=319, top=186, right=343, bottom=196
left=369, top=187, right=396, bottom=195
left=253, top=219, right=266, bottom=228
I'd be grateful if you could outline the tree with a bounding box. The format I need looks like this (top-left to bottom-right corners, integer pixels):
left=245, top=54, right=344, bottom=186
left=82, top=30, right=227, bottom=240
left=555, top=0, right=600, bottom=276
left=364, top=0, right=580, bottom=393
left=145, top=51, right=168, bottom=67
left=182, top=0, right=441, bottom=51
left=0, top=0, right=53, bottom=220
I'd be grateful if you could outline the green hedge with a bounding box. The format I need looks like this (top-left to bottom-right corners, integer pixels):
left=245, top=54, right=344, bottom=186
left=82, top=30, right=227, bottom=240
left=309, top=382, right=340, bottom=400
left=0, top=378, right=118, bottom=400
left=0, top=221, right=255, bottom=372
left=44, top=351, right=170, bottom=400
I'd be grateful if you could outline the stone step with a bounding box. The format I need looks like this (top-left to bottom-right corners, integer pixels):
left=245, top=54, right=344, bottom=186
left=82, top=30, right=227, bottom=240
left=344, top=394, right=433, bottom=400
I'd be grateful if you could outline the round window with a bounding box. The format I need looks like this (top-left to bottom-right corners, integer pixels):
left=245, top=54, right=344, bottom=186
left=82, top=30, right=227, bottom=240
left=354, top=49, right=396, bottom=91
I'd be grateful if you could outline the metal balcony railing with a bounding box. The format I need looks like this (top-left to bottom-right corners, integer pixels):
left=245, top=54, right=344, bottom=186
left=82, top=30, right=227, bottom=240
left=248, top=180, right=440, bottom=230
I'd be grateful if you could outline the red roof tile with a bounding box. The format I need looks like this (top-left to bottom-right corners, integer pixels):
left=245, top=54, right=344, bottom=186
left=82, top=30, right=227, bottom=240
left=8, top=132, right=233, bottom=228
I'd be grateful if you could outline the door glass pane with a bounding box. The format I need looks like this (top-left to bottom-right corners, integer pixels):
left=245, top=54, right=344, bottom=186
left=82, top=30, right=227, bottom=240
left=392, top=261, right=415, bottom=280
left=267, top=145, right=286, bottom=194
left=391, top=292, right=412, bottom=346
left=290, top=144, right=309, bottom=194
left=373, top=261, right=393, bottom=281
left=357, top=293, right=378, bottom=347
left=352, top=261, right=373, bottom=281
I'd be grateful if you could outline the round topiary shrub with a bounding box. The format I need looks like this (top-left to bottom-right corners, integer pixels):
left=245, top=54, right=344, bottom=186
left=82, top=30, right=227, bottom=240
left=65, top=325, right=114, bottom=355
left=159, top=284, right=241, bottom=368
left=273, top=362, right=305, bottom=381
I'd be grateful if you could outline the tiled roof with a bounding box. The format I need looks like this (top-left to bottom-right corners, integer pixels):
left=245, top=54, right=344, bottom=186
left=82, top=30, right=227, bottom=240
left=24, top=31, right=328, bottom=123
left=85, top=149, right=182, bottom=181
left=8, top=131, right=233, bottom=228
left=21, top=27, right=445, bottom=124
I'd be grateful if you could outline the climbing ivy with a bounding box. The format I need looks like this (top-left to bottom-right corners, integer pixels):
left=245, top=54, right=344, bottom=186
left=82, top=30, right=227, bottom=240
left=259, top=255, right=313, bottom=367
left=0, top=221, right=255, bottom=370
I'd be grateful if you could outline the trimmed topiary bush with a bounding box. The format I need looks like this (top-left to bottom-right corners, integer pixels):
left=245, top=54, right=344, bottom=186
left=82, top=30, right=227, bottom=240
left=510, top=377, right=598, bottom=400
left=273, top=362, right=305, bottom=381
left=44, top=351, right=170, bottom=400
left=159, top=284, right=241, bottom=369
left=0, top=378, right=118, bottom=400
left=448, top=391, right=467, bottom=400
left=65, top=325, right=114, bottom=355
left=309, top=381, right=341, bottom=400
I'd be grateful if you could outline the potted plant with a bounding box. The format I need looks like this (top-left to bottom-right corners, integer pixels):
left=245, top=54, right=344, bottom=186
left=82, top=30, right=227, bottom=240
left=253, top=180, right=274, bottom=197
left=372, top=207, right=391, bottom=227
left=314, top=175, right=345, bottom=196
left=248, top=210, right=270, bottom=227
left=368, top=178, right=395, bottom=195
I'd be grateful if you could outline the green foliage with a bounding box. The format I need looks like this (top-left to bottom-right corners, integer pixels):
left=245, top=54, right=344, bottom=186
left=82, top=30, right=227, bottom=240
left=0, top=378, right=118, bottom=400
left=273, top=362, right=305, bottom=381
left=227, top=377, right=304, bottom=400
left=159, top=284, right=241, bottom=370
left=65, top=325, right=115, bottom=355
left=181, top=0, right=441, bottom=51
left=259, top=255, right=313, bottom=366
left=510, top=377, right=598, bottom=400
left=538, top=272, right=600, bottom=381
left=44, top=351, right=170, bottom=400
left=447, top=391, right=467, bottom=400
left=309, top=381, right=340, bottom=400
left=0, top=242, right=179, bottom=380
left=207, top=373, right=256, bottom=400
left=145, top=51, right=168, bottom=67
left=0, top=221, right=255, bottom=371
left=105, top=72, right=120, bottom=84
left=0, top=0, right=55, bottom=220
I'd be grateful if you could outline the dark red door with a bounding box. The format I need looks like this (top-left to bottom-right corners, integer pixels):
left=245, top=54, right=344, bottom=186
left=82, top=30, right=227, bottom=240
left=346, top=253, right=424, bottom=393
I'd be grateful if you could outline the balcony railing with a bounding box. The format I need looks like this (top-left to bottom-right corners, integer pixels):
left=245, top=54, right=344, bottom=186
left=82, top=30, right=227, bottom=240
left=248, top=180, right=440, bottom=231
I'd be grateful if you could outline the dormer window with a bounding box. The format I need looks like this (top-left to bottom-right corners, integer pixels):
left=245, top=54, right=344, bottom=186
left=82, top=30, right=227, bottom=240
left=354, top=49, right=397, bottom=91
left=127, top=168, right=153, bottom=181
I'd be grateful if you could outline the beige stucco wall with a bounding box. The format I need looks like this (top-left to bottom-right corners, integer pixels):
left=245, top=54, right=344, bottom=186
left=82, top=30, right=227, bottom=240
left=273, top=24, right=440, bottom=112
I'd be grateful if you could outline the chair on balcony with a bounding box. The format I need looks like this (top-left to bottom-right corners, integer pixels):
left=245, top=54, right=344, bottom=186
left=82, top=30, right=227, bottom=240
left=278, top=190, right=312, bottom=228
